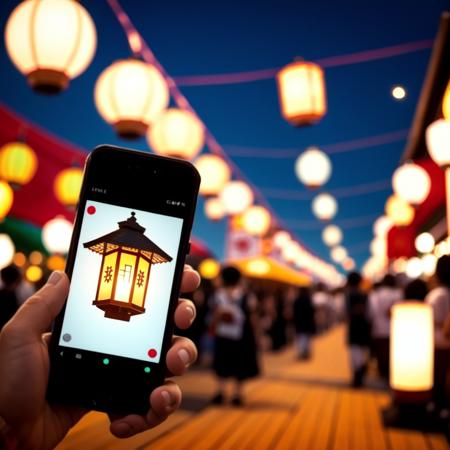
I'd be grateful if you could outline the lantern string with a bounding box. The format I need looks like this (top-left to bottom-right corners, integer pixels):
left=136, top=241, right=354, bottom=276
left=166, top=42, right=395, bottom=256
left=285, top=214, right=379, bottom=230
left=173, top=39, right=433, bottom=86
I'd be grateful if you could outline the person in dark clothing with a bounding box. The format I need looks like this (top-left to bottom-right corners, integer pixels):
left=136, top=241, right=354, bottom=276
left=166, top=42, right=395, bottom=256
left=403, top=278, right=428, bottom=301
left=269, top=289, right=288, bottom=351
left=0, top=265, right=22, bottom=330
left=346, top=271, right=371, bottom=388
left=293, top=287, right=316, bottom=360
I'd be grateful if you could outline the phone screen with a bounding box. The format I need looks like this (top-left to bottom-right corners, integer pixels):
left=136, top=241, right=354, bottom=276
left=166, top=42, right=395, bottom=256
left=59, top=200, right=183, bottom=364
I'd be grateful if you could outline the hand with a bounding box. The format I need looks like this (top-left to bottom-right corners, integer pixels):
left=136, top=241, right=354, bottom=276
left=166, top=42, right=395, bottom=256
left=0, top=266, right=200, bottom=450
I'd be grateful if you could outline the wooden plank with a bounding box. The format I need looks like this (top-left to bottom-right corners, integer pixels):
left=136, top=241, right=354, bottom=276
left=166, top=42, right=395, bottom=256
left=361, top=391, right=389, bottom=450
left=427, top=434, right=450, bottom=450
left=332, top=389, right=352, bottom=450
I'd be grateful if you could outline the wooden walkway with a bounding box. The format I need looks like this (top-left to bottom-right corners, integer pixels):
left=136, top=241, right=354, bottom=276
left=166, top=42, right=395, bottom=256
left=56, top=327, right=449, bottom=450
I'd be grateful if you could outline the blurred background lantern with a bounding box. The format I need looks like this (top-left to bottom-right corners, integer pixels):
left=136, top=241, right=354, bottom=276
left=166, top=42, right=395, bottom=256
left=342, top=257, right=355, bottom=271
left=147, top=108, right=204, bottom=160
left=54, top=167, right=83, bottom=209
left=273, top=230, right=291, bottom=248
left=322, top=224, right=343, bottom=247
left=373, top=215, right=393, bottom=238
left=220, top=181, right=254, bottom=215
left=5, top=0, right=97, bottom=94
left=415, top=232, right=435, bottom=254
left=204, top=197, right=226, bottom=221
left=392, top=162, right=430, bottom=206
left=198, top=258, right=221, bottom=280
left=13, top=252, right=26, bottom=268
left=282, top=240, right=300, bottom=263
left=331, top=246, right=347, bottom=263
left=422, top=254, right=437, bottom=277
left=276, top=60, right=327, bottom=126
left=405, top=257, right=423, bottom=278
left=0, top=234, right=15, bottom=269
left=370, top=236, right=387, bottom=258
left=242, top=205, right=271, bottom=236
left=26, top=265, right=43, bottom=283
left=194, top=154, right=231, bottom=197
left=95, top=59, right=169, bottom=139
left=442, top=81, right=450, bottom=119
left=47, top=254, right=66, bottom=271
left=42, top=216, right=73, bottom=254
left=29, top=250, right=43, bottom=265
left=385, top=195, right=415, bottom=226
left=0, top=181, right=14, bottom=221
left=295, top=147, right=331, bottom=188
left=312, top=193, right=337, bottom=221
left=0, top=141, right=37, bottom=188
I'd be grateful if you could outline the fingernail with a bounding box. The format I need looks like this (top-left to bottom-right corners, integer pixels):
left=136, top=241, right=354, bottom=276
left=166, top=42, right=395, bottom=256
left=48, top=271, right=63, bottom=285
left=178, top=348, right=191, bottom=366
left=186, top=305, right=195, bottom=322
left=115, top=422, right=132, bottom=437
left=161, top=390, right=171, bottom=407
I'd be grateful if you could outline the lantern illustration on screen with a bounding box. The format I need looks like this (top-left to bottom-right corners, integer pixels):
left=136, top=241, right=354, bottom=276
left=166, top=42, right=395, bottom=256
left=83, top=212, right=172, bottom=322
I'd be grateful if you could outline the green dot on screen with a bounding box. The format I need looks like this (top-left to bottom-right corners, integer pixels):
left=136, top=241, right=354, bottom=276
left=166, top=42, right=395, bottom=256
left=144, top=366, right=151, bottom=373
left=103, top=358, right=109, bottom=365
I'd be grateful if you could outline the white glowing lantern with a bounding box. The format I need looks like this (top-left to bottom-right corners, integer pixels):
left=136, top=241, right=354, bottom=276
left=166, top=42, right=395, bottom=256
left=282, top=241, right=300, bottom=263
left=0, top=234, right=15, bottom=269
left=95, top=59, right=169, bottom=138
left=392, top=258, right=407, bottom=274
left=220, top=181, right=254, bottom=215
left=370, top=237, right=387, bottom=258
left=405, top=257, right=423, bottom=279
left=273, top=230, right=291, bottom=248
left=422, top=254, right=437, bottom=277
left=390, top=303, right=433, bottom=393
left=392, top=163, right=431, bottom=205
left=322, top=225, right=342, bottom=246
left=342, top=257, right=355, bottom=271
left=42, top=216, right=73, bottom=254
left=415, top=232, right=435, bottom=254
left=5, top=0, right=97, bottom=93
left=373, top=216, right=393, bottom=237
left=242, top=206, right=271, bottom=236
left=204, top=197, right=225, bottom=221
left=147, top=108, right=204, bottom=160
left=295, top=147, right=331, bottom=188
left=312, top=193, right=337, bottom=221
left=331, top=246, right=347, bottom=263
left=194, top=154, right=231, bottom=197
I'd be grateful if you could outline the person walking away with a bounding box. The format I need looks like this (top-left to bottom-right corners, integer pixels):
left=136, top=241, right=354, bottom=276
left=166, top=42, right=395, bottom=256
left=0, top=265, right=22, bottom=331
left=293, top=286, right=316, bottom=360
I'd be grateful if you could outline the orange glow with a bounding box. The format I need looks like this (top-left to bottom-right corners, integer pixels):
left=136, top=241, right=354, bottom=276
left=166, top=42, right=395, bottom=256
left=0, top=142, right=38, bottom=187
left=54, top=167, right=83, bottom=208
left=13, top=252, right=26, bottom=267
left=385, top=195, right=414, bottom=226
left=26, top=265, right=43, bottom=283
left=29, top=251, right=43, bottom=265
left=46, top=255, right=66, bottom=271
left=199, top=258, right=221, bottom=280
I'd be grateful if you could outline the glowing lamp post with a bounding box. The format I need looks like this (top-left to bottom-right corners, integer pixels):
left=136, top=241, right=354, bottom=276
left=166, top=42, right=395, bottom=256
left=312, top=193, right=337, bottom=221
left=54, top=167, right=83, bottom=209
left=147, top=108, right=204, bottom=160
left=392, top=163, right=430, bottom=206
left=0, top=181, right=14, bottom=221
left=42, top=216, right=73, bottom=254
left=322, top=225, right=342, bottom=247
left=295, top=147, right=331, bottom=188
left=194, top=154, right=231, bottom=197
left=5, top=0, right=97, bottom=94
left=385, top=195, right=414, bottom=227
left=95, top=59, right=169, bottom=139
left=0, top=234, right=15, bottom=269
left=276, top=60, right=326, bottom=126
left=242, top=205, right=271, bottom=236
left=84, top=212, right=172, bottom=322
left=0, top=142, right=38, bottom=188
left=220, top=181, right=254, bottom=215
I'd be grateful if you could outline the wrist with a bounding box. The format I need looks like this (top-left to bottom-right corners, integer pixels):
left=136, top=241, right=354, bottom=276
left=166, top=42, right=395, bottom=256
left=0, top=417, right=18, bottom=450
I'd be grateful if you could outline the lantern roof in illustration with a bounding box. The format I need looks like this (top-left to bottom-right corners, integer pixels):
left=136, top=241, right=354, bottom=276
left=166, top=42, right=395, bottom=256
left=83, top=212, right=172, bottom=264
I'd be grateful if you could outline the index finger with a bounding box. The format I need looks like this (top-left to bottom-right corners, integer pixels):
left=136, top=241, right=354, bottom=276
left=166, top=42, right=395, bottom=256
left=180, top=265, right=200, bottom=293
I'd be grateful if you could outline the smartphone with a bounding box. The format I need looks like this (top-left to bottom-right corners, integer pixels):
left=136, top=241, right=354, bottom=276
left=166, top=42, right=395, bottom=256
left=47, top=145, right=200, bottom=415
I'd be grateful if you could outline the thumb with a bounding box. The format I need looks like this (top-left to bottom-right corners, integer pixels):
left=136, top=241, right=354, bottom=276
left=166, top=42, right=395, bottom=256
left=6, top=271, right=69, bottom=342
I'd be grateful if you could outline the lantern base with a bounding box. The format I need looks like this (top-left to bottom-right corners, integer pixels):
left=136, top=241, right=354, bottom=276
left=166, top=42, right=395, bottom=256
left=27, top=69, right=69, bottom=94
left=114, top=120, right=148, bottom=139
left=93, top=299, right=145, bottom=322
left=287, top=115, right=323, bottom=127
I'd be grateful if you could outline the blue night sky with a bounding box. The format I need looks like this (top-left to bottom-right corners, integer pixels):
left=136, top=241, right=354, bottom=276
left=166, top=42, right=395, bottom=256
left=0, top=0, right=447, bottom=272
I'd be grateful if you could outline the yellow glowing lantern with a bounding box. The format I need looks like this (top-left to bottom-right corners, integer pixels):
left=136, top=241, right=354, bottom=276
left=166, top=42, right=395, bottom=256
left=312, top=193, right=337, bottom=221
left=42, top=216, right=73, bottom=254
left=0, top=142, right=38, bottom=187
left=295, top=147, right=331, bottom=188
left=204, top=197, right=226, bottom=221
left=220, top=181, right=254, bottom=215
left=95, top=59, right=169, bottom=138
left=322, top=225, right=342, bottom=247
left=47, top=254, right=66, bottom=271
left=331, top=246, right=347, bottom=263
left=29, top=251, right=43, bottom=265
left=54, top=167, right=83, bottom=208
left=242, top=206, right=271, bottom=236
left=390, top=303, right=433, bottom=394
left=415, top=232, right=435, bottom=254
left=199, top=258, right=220, bottom=280
left=13, top=252, right=26, bottom=267
left=0, top=234, right=15, bottom=269
left=26, top=265, right=43, bottom=283
left=246, top=258, right=270, bottom=276
left=194, top=154, right=231, bottom=197
left=443, top=81, right=450, bottom=119
left=373, top=216, right=393, bottom=237
left=84, top=211, right=172, bottom=321
left=385, top=195, right=415, bottom=227
left=147, top=108, right=204, bottom=160
left=5, top=0, right=96, bottom=94
left=0, top=181, right=14, bottom=221
left=392, top=162, right=430, bottom=206
left=276, top=60, right=326, bottom=126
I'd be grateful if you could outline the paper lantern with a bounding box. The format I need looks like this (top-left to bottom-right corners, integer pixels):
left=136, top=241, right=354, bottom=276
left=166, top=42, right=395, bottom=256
left=199, top=258, right=220, bottom=280
left=0, top=234, right=15, bottom=269
left=194, top=154, right=230, bottom=196
left=322, top=225, right=342, bottom=247
left=426, top=119, right=450, bottom=167
left=443, top=81, right=450, bottom=120
left=242, top=205, right=271, bottom=236
left=42, top=216, right=73, bottom=254
left=282, top=241, right=300, bottom=263
left=422, top=254, right=437, bottom=277
left=276, top=61, right=326, bottom=126
left=29, top=251, right=43, bottom=265
left=312, top=193, right=337, bottom=221
left=273, top=230, right=291, bottom=248
left=26, top=265, right=43, bottom=283
left=13, top=252, right=26, bottom=267
left=414, top=232, right=434, bottom=255
left=392, top=163, right=430, bottom=205
left=370, top=237, right=387, bottom=258
left=147, top=108, right=204, bottom=160
left=331, top=246, right=347, bottom=263
left=0, top=142, right=38, bottom=187
left=373, top=216, right=393, bottom=238
left=220, top=181, right=254, bottom=215
left=54, top=167, right=83, bottom=208
left=95, top=59, right=169, bottom=138
left=342, top=257, right=355, bottom=271
left=0, top=181, right=14, bottom=220
left=5, top=0, right=96, bottom=93
left=385, top=195, right=414, bottom=227
left=390, top=303, right=433, bottom=393
left=405, top=257, right=423, bottom=278
left=47, top=255, right=66, bottom=271
left=295, top=147, right=331, bottom=188
left=204, top=197, right=225, bottom=221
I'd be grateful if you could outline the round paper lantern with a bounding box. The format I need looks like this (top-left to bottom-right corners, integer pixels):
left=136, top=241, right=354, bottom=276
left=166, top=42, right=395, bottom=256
left=322, top=225, right=342, bottom=246
left=0, top=142, right=38, bottom=187
left=282, top=241, right=300, bottom=263
left=331, top=246, right=347, bottom=263
left=42, top=216, right=73, bottom=254
left=273, top=230, right=291, bottom=248
left=204, top=197, right=225, bottom=221
left=198, top=258, right=220, bottom=280
left=147, top=108, right=204, bottom=160
left=405, top=257, right=423, bottom=278
left=415, top=232, right=435, bottom=254
left=0, top=234, right=15, bottom=269
left=295, top=147, right=331, bottom=188
left=47, top=254, right=66, bottom=271
left=370, top=237, right=387, bottom=258
left=442, top=81, right=450, bottom=120
left=426, top=119, right=450, bottom=167
left=13, top=252, right=26, bottom=267
left=194, top=154, right=230, bottom=196
left=54, top=167, right=83, bottom=208
left=385, top=195, right=414, bottom=227
left=373, top=216, right=393, bottom=237
left=29, top=250, right=43, bottom=265
left=5, top=0, right=97, bottom=94
left=276, top=60, right=327, bottom=126
left=392, top=258, right=407, bottom=274
left=242, top=206, right=271, bottom=236
left=220, top=181, right=254, bottom=215
left=312, top=193, right=337, bottom=221
left=0, top=181, right=14, bottom=220
left=392, top=162, right=431, bottom=205
left=26, top=265, right=43, bottom=283
left=342, top=257, right=355, bottom=271
left=95, top=59, right=169, bottom=138
left=422, top=254, right=437, bottom=277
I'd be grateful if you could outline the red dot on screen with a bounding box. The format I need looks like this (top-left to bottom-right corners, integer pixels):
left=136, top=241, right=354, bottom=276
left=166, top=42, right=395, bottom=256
left=148, top=349, right=157, bottom=358
left=87, top=205, right=96, bottom=215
